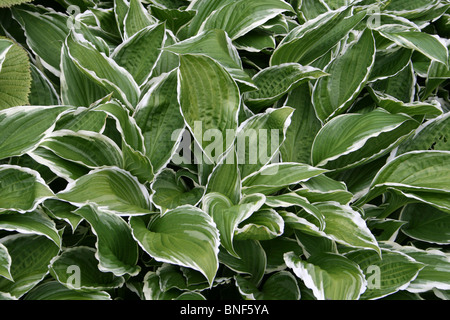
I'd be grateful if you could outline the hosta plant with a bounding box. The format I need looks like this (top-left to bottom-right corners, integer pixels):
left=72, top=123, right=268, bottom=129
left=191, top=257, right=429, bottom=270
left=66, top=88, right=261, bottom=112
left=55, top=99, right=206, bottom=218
left=0, top=0, right=449, bottom=301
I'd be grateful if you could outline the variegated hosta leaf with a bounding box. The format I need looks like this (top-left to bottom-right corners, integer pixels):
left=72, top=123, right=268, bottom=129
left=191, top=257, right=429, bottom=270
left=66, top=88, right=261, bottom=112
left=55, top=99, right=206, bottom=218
left=39, top=130, right=124, bottom=169
left=130, top=205, right=220, bottom=285
left=134, top=69, right=185, bottom=173
left=65, top=32, right=140, bottom=109
left=377, top=25, right=449, bottom=66
left=218, top=240, right=266, bottom=286
left=244, top=63, right=328, bottom=112
left=280, top=84, right=322, bottom=165
left=295, top=174, right=354, bottom=205
left=205, top=149, right=241, bottom=205
left=312, top=29, right=376, bottom=122
left=0, top=210, right=60, bottom=247
left=0, top=243, right=12, bottom=281
left=58, top=167, right=152, bottom=216
left=0, top=234, right=59, bottom=299
left=111, top=23, right=166, bottom=86
left=202, top=192, right=265, bottom=257
left=241, top=162, right=328, bottom=195
left=395, top=112, right=450, bottom=155
left=235, top=208, right=284, bottom=241
left=311, top=109, right=420, bottom=171
left=95, top=101, right=145, bottom=153
left=74, top=205, right=140, bottom=277
left=236, top=106, right=294, bottom=178
left=400, top=203, right=450, bottom=245
left=270, top=7, right=367, bottom=66
left=124, top=0, right=156, bottom=39
left=369, top=90, right=443, bottom=117
left=358, top=151, right=450, bottom=213
left=0, top=105, right=71, bottom=160
left=345, top=248, right=424, bottom=300
left=316, top=203, right=380, bottom=255
left=0, top=165, right=53, bottom=213
left=23, top=281, right=111, bottom=300
left=164, top=29, right=256, bottom=92
left=235, top=271, right=300, bottom=300
left=199, top=0, right=294, bottom=40
left=284, top=251, right=366, bottom=300
left=11, top=8, right=69, bottom=76
left=178, top=54, right=240, bottom=164
left=151, top=169, right=205, bottom=213
left=380, top=242, right=450, bottom=293
left=265, top=193, right=326, bottom=231
left=49, top=246, right=125, bottom=290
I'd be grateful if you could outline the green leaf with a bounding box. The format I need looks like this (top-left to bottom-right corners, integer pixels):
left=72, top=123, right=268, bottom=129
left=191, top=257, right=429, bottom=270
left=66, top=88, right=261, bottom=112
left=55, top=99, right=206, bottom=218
left=381, top=242, right=450, bottom=293
left=74, top=205, right=141, bottom=276
left=284, top=251, right=366, bottom=300
left=28, top=147, right=90, bottom=182
left=165, top=29, right=256, bottom=92
left=358, top=151, right=450, bottom=212
left=218, top=240, right=266, bottom=286
left=49, top=246, right=125, bottom=290
left=369, top=90, right=443, bottom=117
left=271, top=7, right=367, bottom=66
left=311, top=109, right=420, bottom=170
left=236, top=106, right=294, bottom=178
left=178, top=54, right=240, bottom=163
left=130, top=205, right=220, bottom=285
left=261, top=237, right=303, bottom=273
left=65, top=32, right=140, bottom=109
left=151, top=169, right=205, bottom=213
left=205, top=149, right=241, bottom=205
left=345, top=248, right=424, bottom=300
left=0, top=243, right=12, bottom=281
left=316, top=202, right=380, bottom=254
left=0, top=210, right=60, bottom=247
left=369, top=47, right=413, bottom=82
left=40, top=130, right=124, bottom=169
left=244, top=63, right=328, bottom=112
left=199, top=0, right=294, bottom=40
left=11, top=8, right=68, bottom=75
left=280, top=84, right=322, bottom=164
left=235, top=208, right=284, bottom=241
left=112, top=23, right=166, bottom=86
left=134, top=70, right=185, bottom=173
left=265, top=193, right=325, bottom=231
left=58, top=167, right=152, bottom=216
left=400, top=203, right=450, bottom=245
left=378, top=26, right=449, bottom=66
left=396, top=112, right=450, bottom=155
left=202, top=192, right=265, bottom=257
left=242, top=162, right=328, bottom=195
left=41, top=199, right=82, bottom=233
left=0, top=37, right=31, bottom=109
left=235, top=271, right=300, bottom=300
left=295, top=174, right=353, bottom=205
left=28, top=64, right=60, bottom=106
left=0, top=165, right=54, bottom=213
left=23, top=281, right=111, bottom=300
left=95, top=101, right=145, bottom=153
left=0, top=105, right=71, bottom=160
left=312, top=29, right=376, bottom=122
left=0, top=234, right=59, bottom=298
left=60, top=44, right=109, bottom=107
left=124, top=0, right=156, bottom=39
